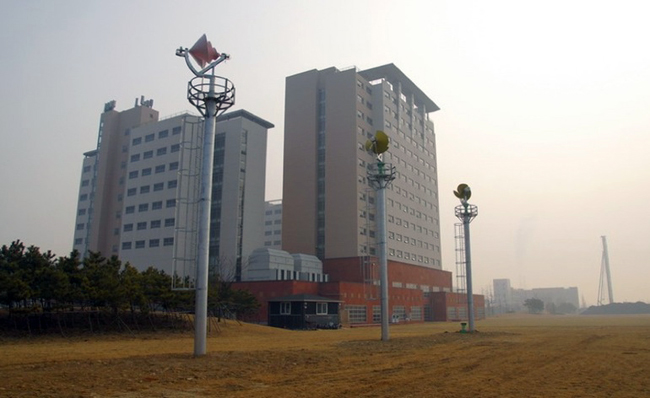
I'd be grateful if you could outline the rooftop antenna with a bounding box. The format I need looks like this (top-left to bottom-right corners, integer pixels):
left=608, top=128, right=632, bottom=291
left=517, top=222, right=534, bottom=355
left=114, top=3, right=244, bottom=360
left=454, top=184, right=478, bottom=332
left=597, top=236, right=614, bottom=306
left=366, top=131, right=395, bottom=341
left=176, top=34, right=235, bottom=357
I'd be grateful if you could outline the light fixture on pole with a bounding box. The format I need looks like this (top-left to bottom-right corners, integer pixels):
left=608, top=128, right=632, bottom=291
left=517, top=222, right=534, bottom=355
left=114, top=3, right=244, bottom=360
left=176, top=34, right=235, bottom=357
left=366, top=130, right=395, bottom=341
left=454, top=183, right=478, bottom=332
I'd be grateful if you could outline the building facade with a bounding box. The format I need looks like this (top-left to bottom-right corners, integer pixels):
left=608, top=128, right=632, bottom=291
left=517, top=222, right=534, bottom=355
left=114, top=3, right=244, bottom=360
left=263, top=199, right=282, bottom=249
left=73, top=99, right=273, bottom=280
left=282, top=64, right=442, bottom=269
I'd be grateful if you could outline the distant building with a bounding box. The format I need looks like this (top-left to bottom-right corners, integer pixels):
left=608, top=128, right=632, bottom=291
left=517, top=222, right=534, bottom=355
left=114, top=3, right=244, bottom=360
left=72, top=99, right=274, bottom=280
left=263, top=200, right=282, bottom=250
left=492, top=279, right=579, bottom=313
left=493, top=278, right=513, bottom=313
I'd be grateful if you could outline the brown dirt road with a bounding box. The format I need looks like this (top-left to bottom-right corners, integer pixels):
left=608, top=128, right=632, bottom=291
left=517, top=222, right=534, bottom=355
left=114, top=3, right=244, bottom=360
left=1, top=314, right=649, bottom=397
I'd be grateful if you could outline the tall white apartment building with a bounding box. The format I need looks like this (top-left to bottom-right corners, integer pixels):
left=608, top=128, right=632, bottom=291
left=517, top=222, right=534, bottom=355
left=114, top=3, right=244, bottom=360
left=263, top=200, right=283, bottom=249
left=282, top=64, right=442, bottom=269
left=73, top=99, right=273, bottom=280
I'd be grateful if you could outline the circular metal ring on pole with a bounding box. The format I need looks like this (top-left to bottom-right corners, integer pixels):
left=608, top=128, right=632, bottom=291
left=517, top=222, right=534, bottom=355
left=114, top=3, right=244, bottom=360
left=455, top=204, right=478, bottom=223
left=187, top=76, right=235, bottom=117
left=367, top=162, right=396, bottom=190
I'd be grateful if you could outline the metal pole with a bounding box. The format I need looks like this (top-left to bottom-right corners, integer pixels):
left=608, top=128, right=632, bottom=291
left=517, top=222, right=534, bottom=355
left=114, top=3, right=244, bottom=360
left=463, top=208, right=475, bottom=332
left=194, top=76, right=217, bottom=357
left=377, top=180, right=389, bottom=341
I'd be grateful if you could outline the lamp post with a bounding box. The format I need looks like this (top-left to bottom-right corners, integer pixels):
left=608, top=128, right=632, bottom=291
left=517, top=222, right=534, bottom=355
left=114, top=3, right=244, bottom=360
left=454, top=184, right=478, bottom=332
left=176, top=34, right=234, bottom=356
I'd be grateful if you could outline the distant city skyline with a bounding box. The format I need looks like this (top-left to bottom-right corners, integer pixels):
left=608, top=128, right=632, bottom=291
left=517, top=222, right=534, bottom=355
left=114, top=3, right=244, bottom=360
left=1, top=1, right=649, bottom=305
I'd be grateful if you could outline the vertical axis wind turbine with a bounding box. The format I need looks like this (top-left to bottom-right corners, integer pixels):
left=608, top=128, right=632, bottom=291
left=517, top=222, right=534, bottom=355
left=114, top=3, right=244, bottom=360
left=454, top=184, right=478, bottom=332
left=365, top=131, right=395, bottom=341
left=176, top=34, right=235, bottom=357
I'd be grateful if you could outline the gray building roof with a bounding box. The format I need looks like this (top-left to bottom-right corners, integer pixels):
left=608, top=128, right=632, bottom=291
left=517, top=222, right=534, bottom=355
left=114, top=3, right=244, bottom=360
left=217, top=109, right=275, bottom=129
left=359, top=63, right=440, bottom=113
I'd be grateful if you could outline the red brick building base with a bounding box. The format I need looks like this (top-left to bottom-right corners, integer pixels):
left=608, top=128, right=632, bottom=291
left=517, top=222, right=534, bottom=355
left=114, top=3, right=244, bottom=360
left=233, top=257, right=485, bottom=325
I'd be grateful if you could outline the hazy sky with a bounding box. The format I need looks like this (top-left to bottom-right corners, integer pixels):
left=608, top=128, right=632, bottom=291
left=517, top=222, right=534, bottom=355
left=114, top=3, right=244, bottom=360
left=1, top=1, right=648, bottom=305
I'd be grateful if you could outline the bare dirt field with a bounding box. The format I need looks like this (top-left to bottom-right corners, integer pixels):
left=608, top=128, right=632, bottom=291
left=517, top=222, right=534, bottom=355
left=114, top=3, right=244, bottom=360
left=1, top=314, right=649, bottom=397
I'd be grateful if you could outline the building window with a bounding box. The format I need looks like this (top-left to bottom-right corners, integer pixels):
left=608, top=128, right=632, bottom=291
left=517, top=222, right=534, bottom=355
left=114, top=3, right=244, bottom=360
left=123, top=223, right=133, bottom=232
left=158, top=129, right=169, bottom=139
left=157, top=147, right=167, bottom=156
left=171, top=143, right=180, bottom=153
left=265, top=231, right=272, bottom=236
left=135, top=240, right=145, bottom=249
left=166, top=199, right=176, bottom=208
left=145, top=133, right=155, bottom=142
left=163, top=237, right=174, bottom=246
left=138, top=203, right=149, bottom=212
left=130, top=154, right=140, bottom=162
left=169, top=161, right=179, bottom=171
left=149, top=239, right=160, bottom=248
left=127, top=188, right=136, bottom=197
left=280, top=302, right=291, bottom=315
left=81, top=179, right=90, bottom=187
left=137, top=222, right=147, bottom=230
left=122, top=242, right=132, bottom=250
left=132, top=137, right=142, bottom=146
left=153, top=182, right=164, bottom=191
left=172, top=126, right=182, bottom=135
left=316, top=302, right=328, bottom=315
left=142, top=168, right=152, bottom=176
left=155, top=165, right=165, bottom=173
left=75, top=223, right=84, bottom=231
left=143, top=150, right=153, bottom=160
left=83, top=165, right=91, bottom=173
left=168, top=180, right=178, bottom=189
left=151, top=220, right=161, bottom=229
left=125, top=206, right=135, bottom=214
left=77, top=208, right=86, bottom=216
left=347, top=305, right=367, bottom=324
left=164, top=218, right=175, bottom=227
left=152, top=201, right=163, bottom=210
left=140, top=185, right=150, bottom=194
left=74, top=238, right=83, bottom=245
left=79, top=194, right=88, bottom=201
left=128, top=171, right=139, bottom=179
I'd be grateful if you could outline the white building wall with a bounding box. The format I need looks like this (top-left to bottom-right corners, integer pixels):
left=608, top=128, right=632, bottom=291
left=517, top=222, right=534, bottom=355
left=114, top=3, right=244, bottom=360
left=73, top=103, right=273, bottom=281
left=263, top=200, right=282, bottom=249
left=118, top=114, right=199, bottom=275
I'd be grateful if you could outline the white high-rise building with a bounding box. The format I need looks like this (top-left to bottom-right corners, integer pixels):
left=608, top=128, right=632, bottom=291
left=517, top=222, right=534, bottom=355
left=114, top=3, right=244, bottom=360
left=282, top=64, right=442, bottom=269
left=263, top=200, right=283, bottom=249
left=72, top=99, right=273, bottom=280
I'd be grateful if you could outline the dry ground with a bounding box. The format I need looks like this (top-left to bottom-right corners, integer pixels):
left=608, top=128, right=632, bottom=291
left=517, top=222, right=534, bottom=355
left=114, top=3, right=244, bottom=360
left=1, top=314, right=649, bottom=397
